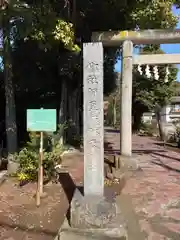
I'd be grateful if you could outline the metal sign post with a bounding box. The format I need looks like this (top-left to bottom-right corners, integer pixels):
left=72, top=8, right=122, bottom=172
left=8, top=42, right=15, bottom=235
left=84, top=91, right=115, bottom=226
left=36, top=131, right=44, bottom=207
left=27, top=108, right=56, bottom=206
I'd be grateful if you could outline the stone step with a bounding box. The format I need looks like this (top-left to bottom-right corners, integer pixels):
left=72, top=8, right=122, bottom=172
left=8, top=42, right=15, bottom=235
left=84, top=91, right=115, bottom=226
left=57, top=219, right=127, bottom=240
left=59, top=228, right=127, bottom=240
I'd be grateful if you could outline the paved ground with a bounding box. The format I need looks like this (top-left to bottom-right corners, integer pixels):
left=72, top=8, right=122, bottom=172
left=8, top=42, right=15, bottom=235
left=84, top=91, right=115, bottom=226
left=105, top=129, right=180, bottom=240
left=1, top=131, right=180, bottom=239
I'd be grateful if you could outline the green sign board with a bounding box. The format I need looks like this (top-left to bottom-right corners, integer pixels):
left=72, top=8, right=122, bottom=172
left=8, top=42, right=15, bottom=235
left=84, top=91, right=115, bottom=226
left=27, top=109, right=57, bottom=132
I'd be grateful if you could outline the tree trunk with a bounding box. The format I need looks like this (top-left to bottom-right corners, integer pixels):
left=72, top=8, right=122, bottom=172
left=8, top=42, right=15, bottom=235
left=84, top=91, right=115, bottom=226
left=76, top=89, right=80, bottom=135
left=66, top=90, right=72, bottom=142
left=72, top=90, right=77, bottom=125
left=3, top=14, right=18, bottom=173
left=73, top=89, right=79, bottom=131
left=58, top=80, right=67, bottom=145
left=68, top=91, right=73, bottom=122
left=156, top=110, right=165, bottom=141
left=132, top=110, right=143, bottom=132
left=113, top=97, right=116, bottom=126
left=66, top=88, right=80, bottom=144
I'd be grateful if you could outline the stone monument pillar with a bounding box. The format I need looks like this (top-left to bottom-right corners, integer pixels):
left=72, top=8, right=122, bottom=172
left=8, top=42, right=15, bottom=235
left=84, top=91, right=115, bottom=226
left=58, top=42, right=127, bottom=240
left=83, top=42, right=104, bottom=196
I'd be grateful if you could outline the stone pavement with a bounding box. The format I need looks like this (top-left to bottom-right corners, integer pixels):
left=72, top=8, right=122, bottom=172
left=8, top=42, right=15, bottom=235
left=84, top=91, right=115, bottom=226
left=105, top=129, right=180, bottom=240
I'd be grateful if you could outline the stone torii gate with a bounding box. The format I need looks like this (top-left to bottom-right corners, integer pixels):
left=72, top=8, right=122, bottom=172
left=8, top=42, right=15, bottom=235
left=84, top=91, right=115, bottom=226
left=59, top=29, right=180, bottom=240
left=92, top=29, right=180, bottom=157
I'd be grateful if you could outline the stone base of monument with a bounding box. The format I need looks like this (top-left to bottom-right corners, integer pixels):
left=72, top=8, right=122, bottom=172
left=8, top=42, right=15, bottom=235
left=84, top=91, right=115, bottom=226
left=57, top=188, right=128, bottom=240
left=119, top=155, right=141, bottom=173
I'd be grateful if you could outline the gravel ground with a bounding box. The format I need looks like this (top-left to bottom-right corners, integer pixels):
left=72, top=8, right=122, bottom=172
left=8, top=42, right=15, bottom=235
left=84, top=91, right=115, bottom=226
left=1, top=130, right=180, bottom=240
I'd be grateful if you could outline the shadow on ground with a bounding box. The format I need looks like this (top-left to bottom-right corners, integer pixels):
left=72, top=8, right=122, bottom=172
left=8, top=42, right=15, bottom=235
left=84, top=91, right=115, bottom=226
left=105, top=129, right=120, bottom=133
left=58, top=172, right=83, bottom=224
left=152, top=159, right=180, bottom=173
left=152, top=152, right=180, bottom=162
left=104, top=141, right=166, bottom=155
left=105, top=148, right=166, bottom=155
left=151, top=160, right=180, bottom=173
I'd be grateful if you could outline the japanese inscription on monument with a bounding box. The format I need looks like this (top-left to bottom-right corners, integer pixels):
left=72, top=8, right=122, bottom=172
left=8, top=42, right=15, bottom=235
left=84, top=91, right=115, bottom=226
left=83, top=42, right=104, bottom=196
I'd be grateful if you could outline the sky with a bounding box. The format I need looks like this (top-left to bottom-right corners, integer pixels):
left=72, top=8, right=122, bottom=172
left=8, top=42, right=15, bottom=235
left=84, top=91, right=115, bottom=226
left=114, top=6, right=180, bottom=81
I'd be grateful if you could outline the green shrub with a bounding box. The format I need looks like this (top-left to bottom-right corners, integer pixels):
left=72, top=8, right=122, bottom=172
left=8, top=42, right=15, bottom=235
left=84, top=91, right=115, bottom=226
left=171, top=122, right=180, bottom=145
left=14, top=126, right=66, bottom=183
left=175, top=125, right=180, bottom=139
left=139, top=122, right=155, bottom=136
left=170, top=120, right=180, bottom=144
left=167, top=133, right=177, bottom=143
left=14, top=148, right=39, bottom=181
